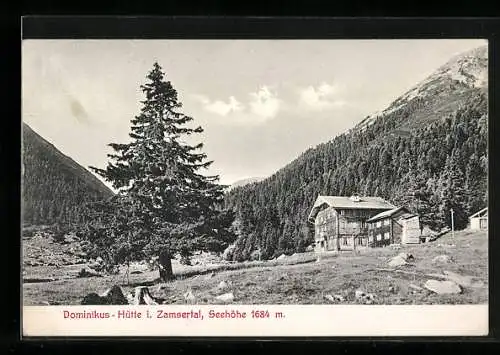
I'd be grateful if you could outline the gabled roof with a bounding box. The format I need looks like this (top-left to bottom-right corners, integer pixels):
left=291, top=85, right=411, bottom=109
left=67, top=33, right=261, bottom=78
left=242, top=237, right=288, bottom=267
left=469, top=207, right=488, bottom=218
left=308, top=195, right=396, bottom=222
left=366, top=206, right=413, bottom=223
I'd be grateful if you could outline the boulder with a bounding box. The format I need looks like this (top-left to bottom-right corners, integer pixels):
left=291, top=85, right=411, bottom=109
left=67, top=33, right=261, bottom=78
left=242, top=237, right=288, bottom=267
left=100, top=285, right=129, bottom=304
left=217, top=280, right=229, bottom=290
left=398, top=252, right=415, bottom=261
left=364, top=293, right=376, bottom=304
left=133, top=286, right=159, bottom=305
left=355, top=290, right=366, bottom=300
left=81, top=286, right=129, bottom=305
left=81, top=293, right=106, bottom=305
left=324, top=294, right=335, bottom=302
left=355, top=289, right=376, bottom=304
left=277, top=254, right=287, bottom=260
left=77, top=267, right=102, bottom=278
left=388, top=255, right=408, bottom=267
left=432, top=255, right=453, bottom=264
left=324, top=294, right=345, bottom=302
left=424, top=279, right=462, bottom=294
left=216, top=292, right=234, bottom=303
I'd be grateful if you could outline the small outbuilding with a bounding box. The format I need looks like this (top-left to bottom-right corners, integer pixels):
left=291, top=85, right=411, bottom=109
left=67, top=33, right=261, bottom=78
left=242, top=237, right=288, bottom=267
left=469, top=207, right=488, bottom=230
left=366, top=206, right=421, bottom=246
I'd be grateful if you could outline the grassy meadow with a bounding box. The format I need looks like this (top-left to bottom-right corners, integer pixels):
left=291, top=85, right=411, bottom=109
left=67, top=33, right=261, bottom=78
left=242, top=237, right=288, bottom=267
left=22, top=229, right=488, bottom=305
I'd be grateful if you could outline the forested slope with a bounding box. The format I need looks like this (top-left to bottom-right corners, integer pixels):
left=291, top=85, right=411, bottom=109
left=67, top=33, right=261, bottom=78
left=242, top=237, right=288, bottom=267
left=224, top=46, right=488, bottom=261
left=22, top=123, right=114, bottom=226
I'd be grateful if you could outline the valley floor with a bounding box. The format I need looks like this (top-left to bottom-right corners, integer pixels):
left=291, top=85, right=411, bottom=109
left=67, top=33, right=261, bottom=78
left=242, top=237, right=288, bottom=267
left=22, top=229, right=488, bottom=305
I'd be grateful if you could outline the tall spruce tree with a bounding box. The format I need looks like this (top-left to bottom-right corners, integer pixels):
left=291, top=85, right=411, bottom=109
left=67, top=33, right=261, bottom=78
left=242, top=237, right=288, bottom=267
left=88, top=63, right=235, bottom=281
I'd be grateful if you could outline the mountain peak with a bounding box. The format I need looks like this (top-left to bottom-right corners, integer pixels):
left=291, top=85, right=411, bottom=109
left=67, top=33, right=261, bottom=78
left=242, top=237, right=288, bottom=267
left=356, top=45, right=488, bottom=131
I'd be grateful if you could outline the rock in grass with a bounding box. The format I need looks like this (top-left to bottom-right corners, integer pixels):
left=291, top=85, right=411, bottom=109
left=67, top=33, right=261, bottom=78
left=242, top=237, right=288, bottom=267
left=432, top=255, right=453, bottom=264
left=388, top=255, right=408, bottom=267
left=388, top=253, right=415, bottom=267
left=77, top=267, right=102, bottom=278
left=333, top=294, right=345, bottom=302
left=100, top=285, right=129, bottom=305
left=424, top=279, right=462, bottom=294
left=216, top=292, right=234, bottom=303
left=355, top=290, right=366, bottom=300
left=325, top=294, right=345, bottom=302
left=324, top=294, right=335, bottom=302
left=217, top=280, right=229, bottom=290
left=81, top=292, right=107, bottom=305
left=133, top=286, right=159, bottom=305
left=398, top=252, right=414, bottom=261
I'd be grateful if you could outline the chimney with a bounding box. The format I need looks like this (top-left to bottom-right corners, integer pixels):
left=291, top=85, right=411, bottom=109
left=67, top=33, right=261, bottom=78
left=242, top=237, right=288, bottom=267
left=350, top=195, right=361, bottom=202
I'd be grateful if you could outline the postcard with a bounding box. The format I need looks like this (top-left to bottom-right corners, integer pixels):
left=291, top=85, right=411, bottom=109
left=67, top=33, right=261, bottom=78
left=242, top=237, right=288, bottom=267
left=21, top=36, right=489, bottom=337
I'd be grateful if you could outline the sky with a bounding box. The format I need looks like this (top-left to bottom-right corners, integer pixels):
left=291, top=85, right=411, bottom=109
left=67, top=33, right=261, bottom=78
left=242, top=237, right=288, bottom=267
left=22, top=39, right=487, bottom=189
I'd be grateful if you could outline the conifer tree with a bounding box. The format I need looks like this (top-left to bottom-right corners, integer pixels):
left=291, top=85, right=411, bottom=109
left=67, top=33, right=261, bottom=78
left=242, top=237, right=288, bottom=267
left=88, top=63, right=235, bottom=281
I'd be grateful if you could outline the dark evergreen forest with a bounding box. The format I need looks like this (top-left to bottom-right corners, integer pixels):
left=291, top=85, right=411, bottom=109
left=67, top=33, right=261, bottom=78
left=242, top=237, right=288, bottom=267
left=224, top=91, right=488, bottom=261
left=22, top=123, right=114, bottom=227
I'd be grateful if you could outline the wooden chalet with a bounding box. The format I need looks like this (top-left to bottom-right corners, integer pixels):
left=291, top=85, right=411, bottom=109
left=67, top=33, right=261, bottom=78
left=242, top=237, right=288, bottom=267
left=469, top=207, right=488, bottom=230
left=308, top=195, right=396, bottom=252
left=366, top=206, right=420, bottom=246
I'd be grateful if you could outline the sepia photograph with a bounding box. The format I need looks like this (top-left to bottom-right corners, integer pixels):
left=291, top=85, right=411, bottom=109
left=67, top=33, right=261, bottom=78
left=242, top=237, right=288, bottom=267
left=21, top=38, right=489, bottom=336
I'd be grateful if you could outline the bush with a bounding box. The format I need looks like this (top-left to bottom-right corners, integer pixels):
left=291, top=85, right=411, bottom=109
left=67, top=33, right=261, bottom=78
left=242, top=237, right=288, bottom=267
left=249, top=249, right=261, bottom=261
left=222, top=244, right=236, bottom=261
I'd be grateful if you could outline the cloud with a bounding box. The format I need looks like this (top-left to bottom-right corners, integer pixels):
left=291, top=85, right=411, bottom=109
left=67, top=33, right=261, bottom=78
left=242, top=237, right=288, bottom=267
left=299, top=82, right=346, bottom=110
left=192, top=87, right=282, bottom=124
left=193, top=94, right=244, bottom=116
left=249, top=86, right=281, bottom=119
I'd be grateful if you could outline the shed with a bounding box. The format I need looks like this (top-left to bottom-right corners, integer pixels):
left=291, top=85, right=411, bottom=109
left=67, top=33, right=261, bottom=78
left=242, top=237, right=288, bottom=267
left=469, top=207, right=488, bottom=230
left=366, top=206, right=420, bottom=245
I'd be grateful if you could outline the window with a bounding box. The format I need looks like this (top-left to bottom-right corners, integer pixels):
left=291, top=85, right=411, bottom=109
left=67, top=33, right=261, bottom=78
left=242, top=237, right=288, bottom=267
left=369, top=236, right=373, bottom=243
left=376, top=221, right=381, bottom=228
left=384, top=232, right=390, bottom=240
left=376, top=234, right=382, bottom=241
left=384, top=219, right=390, bottom=226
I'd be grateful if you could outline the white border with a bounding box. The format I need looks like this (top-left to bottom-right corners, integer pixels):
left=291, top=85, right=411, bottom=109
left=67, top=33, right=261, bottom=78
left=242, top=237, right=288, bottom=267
left=22, top=305, right=488, bottom=337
